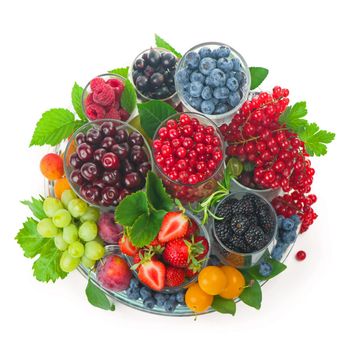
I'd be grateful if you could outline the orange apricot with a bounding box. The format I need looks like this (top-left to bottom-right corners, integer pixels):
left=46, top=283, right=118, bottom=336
left=40, top=153, right=64, bottom=180
left=54, top=177, right=71, bottom=199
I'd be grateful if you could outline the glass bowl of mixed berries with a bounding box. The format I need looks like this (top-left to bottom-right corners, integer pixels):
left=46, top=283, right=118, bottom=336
left=82, top=73, right=133, bottom=121
left=63, top=119, right=152, bottom=210
left=211, top=192, right=278, bottom=269
left=152, top=112, right=225, bottom=203
left=175, top=42, right=250, bottom=126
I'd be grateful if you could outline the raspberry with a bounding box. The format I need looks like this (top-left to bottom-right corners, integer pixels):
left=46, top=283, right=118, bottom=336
left=115, top=84, right=125, bottom=99
left=105, top=108, right=121, bottom=120
left=107, top=78, right=123, bottom=89
left=86, top=104, right=106, bottom=120
left=84, top=93, right=94, bottom=107
left=119, top=108, right=130, bottom=121
left=93, top=84, right=115, bottom=107
left=90, top=77, right=105, bottom=92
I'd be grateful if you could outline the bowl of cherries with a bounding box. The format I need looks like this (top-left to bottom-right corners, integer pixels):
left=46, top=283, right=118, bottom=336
left=64, top=120, right=152, bottom=209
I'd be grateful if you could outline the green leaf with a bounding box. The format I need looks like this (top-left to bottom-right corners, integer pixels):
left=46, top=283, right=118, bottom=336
left=21, top=197, right=46, bottom=220
left=299, top=122, right=335, bottom=156
left=279, top=101, right=308, bottom=132
left=139, top=100, right=176, bottom=138
left=239, top=273, right=262, bottom=309
left=249, top=67, right=269, bottom=90
left=114, top=191, right=149, bottom=227
left=154, top=34, right=182, bottom=58
left=248, top=259, right=287, bottom=281
left=146, top=171, right=174, bottom=211
left=130, top=210, right=167, bottom=247
left=86, top=278, right=115, bottom=311
left=108, top=67, right=129, bottom=79
left=71, top=82, right=88, bottom=121
left=32, top=239, right=67, bottom=282
left=15, top=218, right=49, bottom=258
left=121, top=79, right=137, bottom=114
left=212, top=295, right=236, bottom=315
left=30, top=108, right=85, bottom=147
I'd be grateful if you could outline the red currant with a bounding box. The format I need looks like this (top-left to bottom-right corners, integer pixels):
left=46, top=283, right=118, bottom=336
left=296, top=250, right=306, bottom=261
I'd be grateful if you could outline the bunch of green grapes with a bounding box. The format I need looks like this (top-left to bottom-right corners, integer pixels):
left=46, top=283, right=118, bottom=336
left=36, top=189, right=105, bottom=273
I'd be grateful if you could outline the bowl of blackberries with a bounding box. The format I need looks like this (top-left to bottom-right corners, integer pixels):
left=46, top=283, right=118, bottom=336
left=130, top=48, right=179, bottom=104
left=212, top=192, right=277, bottom=268
left=175, top=42, right=250, bottom=126
left=64, top=120, right=152, bottom=209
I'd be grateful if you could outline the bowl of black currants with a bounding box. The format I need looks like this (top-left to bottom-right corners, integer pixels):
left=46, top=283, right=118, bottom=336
left=130, top=47, right=179, bottom=106
left=63, top=120, right=152, bottom=210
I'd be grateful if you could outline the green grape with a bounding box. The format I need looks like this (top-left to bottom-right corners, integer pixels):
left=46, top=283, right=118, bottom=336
left=59, top=251, right=80, bottom=273
left=78, top=221, right=98, bottom=242
left=80, top=207, right=100, bottom=223
left=68, top=198, right=88, bottom=218
left=81, top=255, right=95, bottom=269
left=227, top=157, right=244, bottom=177
left=43, top=197, right=63, bottom=217
left=52, top=209, right=72, bottom=228
left=37, top=218, right=58, bottom=238
left=62, top=223, right=78, bottom=244
left=68, top=241, right=84, bottom=258
left=54, top=233, right=68, bottom=251
left=85, top=241, right=105, bottom=260
left=61, top=189, right=77, bottom=208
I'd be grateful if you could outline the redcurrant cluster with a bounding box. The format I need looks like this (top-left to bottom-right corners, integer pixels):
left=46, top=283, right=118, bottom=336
left=153, top=114, right=223, bottom=185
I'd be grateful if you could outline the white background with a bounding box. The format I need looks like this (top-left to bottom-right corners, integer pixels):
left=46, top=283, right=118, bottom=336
left=1, top=0, right=350, bottom=349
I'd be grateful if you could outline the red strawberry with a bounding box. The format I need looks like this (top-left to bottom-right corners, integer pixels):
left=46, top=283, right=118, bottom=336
left=185, top=267, right=197, bottom=278
left=165, top=267, right=185, bottom=287
left=119, top=235, right=139, bottom=256
left=158, top=212, right=189, bottom=243
left=194, top=236, right=209, bottom=260
left=185, top=218, right=199, bottom=238
left=138, top=260, right=166, bottom=291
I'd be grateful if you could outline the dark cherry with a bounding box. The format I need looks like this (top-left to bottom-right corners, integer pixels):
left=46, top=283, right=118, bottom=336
left=84, top=186, right=101, bottom=203
left=128, top=131, right=144, bottom=146
left=161, top=52, right=176, bottom=68
left=101, top=136, right=116, bottom=150
left=117, top=188, right=131, bottom=202
left=81, top=162, right=100, bottom=181
left=130, top=148, right=147, bottom=164
left=115, top=129, right=128, bottom=143
left=93, top=148, right=107, bottom=162
left=70, top=169, right=85, bottom=186
left=134, top=58, right=145, bottom=71
left=69, top=153, right=82, bottom=169
left=102, top=170, right=121, bottom=185
left=101, top=152, right=120, bottom=170
left=149, top=73, right=164, bottom=89
left=122, top=159, right=136, bottom=174
left=111, top=144, right=128, bottom=159
left=148, top=49, right=161, bottom=67
left=136, top=75, right=148, bottom=92
left=75, top=132, right=86, bottom=145
left=100, top=121, right=116, bottom=137
left=76, top=143, right=93, bottom=161
left=124, top=172, right=142, bottom=189
left=93, top=179, right=105, bottom=189
left=101, top=186, right=119, bottom=206
left=86, top=128, right=103, bottom=144
left=137, top=162, right=151, bottom=177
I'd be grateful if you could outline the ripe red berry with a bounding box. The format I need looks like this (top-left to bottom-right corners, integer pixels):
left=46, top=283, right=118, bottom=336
left=296, top=250, right=306, bottom=261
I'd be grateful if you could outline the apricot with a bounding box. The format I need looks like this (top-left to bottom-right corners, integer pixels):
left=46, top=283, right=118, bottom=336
left=40, top=153, right=64, bottom=180
left=54, top=177, right=71, bottom=199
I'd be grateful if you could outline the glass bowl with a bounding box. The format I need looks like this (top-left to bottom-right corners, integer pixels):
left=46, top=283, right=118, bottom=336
left=129, top=47, right=180, bottom=107
left=82, top=73, right=136, bottom=121
left=175, top=42, right=250, bottom=126
left=210, top=192, right=278, bottom=269
left=152, top=112, right=225, bottom=204
left=63, top=119, right=152, bottom=211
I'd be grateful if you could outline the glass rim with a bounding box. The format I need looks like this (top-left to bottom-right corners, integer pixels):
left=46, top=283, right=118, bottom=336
left=231, top=176, right=282, bottom=194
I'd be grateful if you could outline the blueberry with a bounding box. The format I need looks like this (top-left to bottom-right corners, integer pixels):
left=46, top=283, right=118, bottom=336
left=205, top=76, right=216, bottom=88
left=280, top=229, right=297, bottom=244
left=217, top=46, right=231, bottom=58
left=189, top=81, right=203, bottom=97
left=185, top=51, right=200, bottom=69
left=175, top=291, right=185, bottom=304
left=214, top=103, right=229, bottom=114
left=259, top=261, right=273, bottom=277
left=282, top=218, right=295, bottom=231
left=201, top=86, right=212, bottom=100
left=143, top=297, right=156, bottom=309
left=140, top=286, right=152, bottom=301
left=126, top=287, right=140, bottom=300
left=199, top=57, right=217, bottom=75
left=168, top=294, right=177, bottom=303
left=290, top=215, right=301, bottom=228
left=210, top=97, right=219, bottom=106
left=164, top=299, right=177, bottom=312
left=187, top=96, right=202, bottom=110
left=176, top=68, right=190, bottom=84
left=217, top=58, right=234, bottom=72
left=129, top=278, right=140, bottom=289
left=154, top=293, right=168, bottom=307
left=213, top=87, right=230, bottom=100
left=277, top=215, right=284, bottom=229
left=208, top=255, right=221, bottom=266
left=201, top=100, right=215, bottom=114
left=232, top=58, right=242, bottom=71
left=209, top=68, right=226, bottom=87
left=234, top=71, right=246, bottom=83
left=190, top=71, right=205, bottom=83
left=228, top=91, right=241, bottom=107
left=226, top=77, right=239, bottom=91
left=271, top=242, right=288, bottom=261
left=199, top=47, right=212, bottom=58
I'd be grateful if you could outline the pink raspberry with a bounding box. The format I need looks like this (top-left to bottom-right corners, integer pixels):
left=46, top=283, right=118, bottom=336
left=105, top=108, right=121, bottom=120
left=119, top=108, right=130, bottom=121
left=90, top=77, right=105, bottom=92
left=107, top=78, right=123, bottom=89
left=93, top=84, right=115, bottom=107
left=84, top=93, right=94, bottom=107
left=115, top=84, right=125, bottom=99
left=86, top=104, right=106, bottom=120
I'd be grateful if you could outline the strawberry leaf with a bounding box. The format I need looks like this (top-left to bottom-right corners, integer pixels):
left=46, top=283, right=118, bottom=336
left=299, top=122, right=335, bottom=156
left=121, top=79, right=137, bottom=114
left=108, top=67, right=129, bottom=79
left=86, top=278, right=115, bottom=311
left=239, top=272, right=262, bottom=310
left=154, top=34, right=182, bottom=58
left=279, top=101, right=308, bottom=132
left=71, top=82, right=88, bottom=121
left=21, top=197, right=46, bottom=220
left=248, top=259, right=287, bottom=281
left=249, top=67, right=269, bottom=90
left=212, top=295, right=236, bottom=316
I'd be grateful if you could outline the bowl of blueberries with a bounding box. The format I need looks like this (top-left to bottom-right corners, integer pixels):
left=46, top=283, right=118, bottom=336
left=175, top=42, right=250, bottom=126
left=130, top=47, right=179, bottom=106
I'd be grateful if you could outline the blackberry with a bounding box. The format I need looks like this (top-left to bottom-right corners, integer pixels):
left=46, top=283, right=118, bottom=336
left=258, top=213, right=275, bottom=234
left=214, top=220, right=232, bottom=242
left=230, top=214, right=251, bottom=235
left=231, top=197, right=255, bottom=216
left=216, top=201, right=233, bottom=221
left=225, top=233, right=251, bottom=253
left=244, top=225, right=267, bottom=251
left=243, top=193, right=263, bottom=210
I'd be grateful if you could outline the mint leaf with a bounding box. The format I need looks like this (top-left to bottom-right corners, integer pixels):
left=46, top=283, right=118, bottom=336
left=239, top=273, right=262, bottom=309
left=212, top=295, right=236, bottom=315
left=108, top=67, right=129, bottom=79
left=121, top=79, right=137, bottom=114
left=15, top=218, right=49, bottom=258
left=248, top=259, right=287, bottom=281
left=130, top=210, right=167, bottom=247
left=86, top=278, right=115, bottom=311
left=30, top=108, right=85, bottom=147
left=279, top=101, right=308, bottom=132
left=71, top=82, right=87, bottom=121
left=115, top=191, right=149, bottom=227
left=299, top=122, right=335, bottom=156
left=155, top=34, right=182, bottom=58
left=146, top=172, right=173, bottom=211
left=32, top=239, right=67, bottom=282
left=249, top=67, right=269, bottom=90
left=21, top=197, right=46, bottom=220
left=139, top=101, right=176, bottom=138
